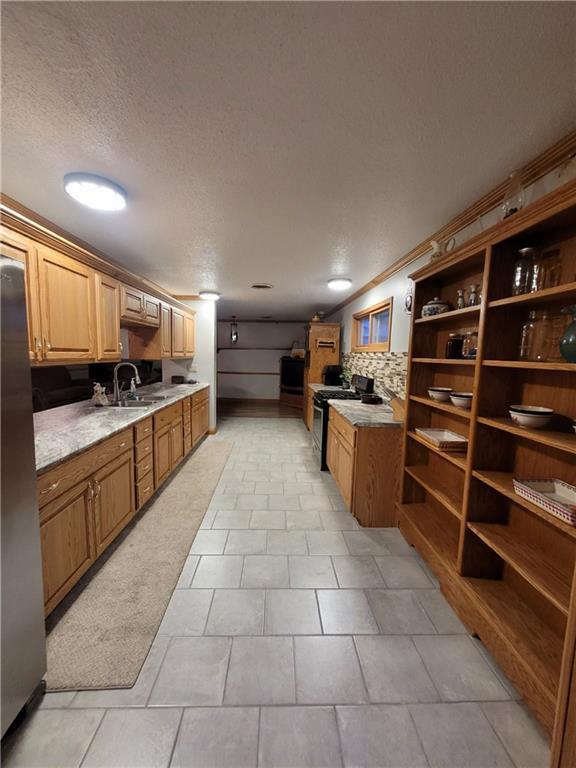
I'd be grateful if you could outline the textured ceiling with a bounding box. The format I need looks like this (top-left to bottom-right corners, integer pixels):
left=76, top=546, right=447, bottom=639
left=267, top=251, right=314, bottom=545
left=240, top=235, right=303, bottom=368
left=2, top=2, right=575, bottom=320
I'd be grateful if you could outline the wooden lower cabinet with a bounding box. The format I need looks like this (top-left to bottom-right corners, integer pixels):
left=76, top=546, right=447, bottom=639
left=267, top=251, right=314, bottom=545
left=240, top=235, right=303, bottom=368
left=326, top=406, right=401, bottom=527
left=170, top=417, right=184, bottom=468
left=39, top=479, right=95, bottom=616
left=92, top=450, right=135, bottom=557
left=154, top=424, right=172, bottom=487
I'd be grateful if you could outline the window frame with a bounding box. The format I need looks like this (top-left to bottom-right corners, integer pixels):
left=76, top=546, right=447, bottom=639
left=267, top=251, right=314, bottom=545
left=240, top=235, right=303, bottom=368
left=351, top=297, right=393, bottom=352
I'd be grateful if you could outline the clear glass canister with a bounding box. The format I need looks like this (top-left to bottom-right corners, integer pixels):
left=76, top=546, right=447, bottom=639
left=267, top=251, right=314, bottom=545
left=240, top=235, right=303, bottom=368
left=462, top=330, right=478, bottom=359
left=519, top=310, right=551, bottom=361
left=512, top=247, right=537, bottom=295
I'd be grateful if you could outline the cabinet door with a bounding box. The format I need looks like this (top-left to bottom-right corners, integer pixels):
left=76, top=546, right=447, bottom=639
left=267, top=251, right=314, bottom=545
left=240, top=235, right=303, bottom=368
left=192, top=404, right=202, bottom=446
left=40, top=479, right=95, bottom=614
left=120, top=284, right=145, bottom=323
left=37, top=245, right=95, bottom=361
left=92, top=450, right=135, bottom=557
left=154, top=424, right=172, bottom=486
left=337, top=438, right=354, bottom=511
left=327, top=422, right=339, bottom=476
left=143, top=294, right=160, bottom=327
left=160, top=303, right=172, bottom=357
left=200, top=400, right=209, bottom=437
left=170, top=417, right=184, bottom=469
left=184, top=313, right=195, bottom=356
left=95, top=272, right=121, bottom=360
left=171, top=308, right=185, bottom=357
left=0, top=227, right=42, bottom=362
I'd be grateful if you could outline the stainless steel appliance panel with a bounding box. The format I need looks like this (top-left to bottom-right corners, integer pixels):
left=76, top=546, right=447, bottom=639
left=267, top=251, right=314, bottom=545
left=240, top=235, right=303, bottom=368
left=1, top=254, right=46, bottom=736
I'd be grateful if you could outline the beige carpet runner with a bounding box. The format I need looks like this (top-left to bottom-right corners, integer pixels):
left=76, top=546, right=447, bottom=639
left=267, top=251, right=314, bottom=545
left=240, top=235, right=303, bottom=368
left=45, top=438, right=232, bottom=691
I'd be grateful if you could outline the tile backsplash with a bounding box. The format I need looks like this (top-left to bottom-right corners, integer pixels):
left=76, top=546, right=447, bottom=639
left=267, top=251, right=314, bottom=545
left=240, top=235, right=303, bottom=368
left=342, top=351, right=408, bottom=399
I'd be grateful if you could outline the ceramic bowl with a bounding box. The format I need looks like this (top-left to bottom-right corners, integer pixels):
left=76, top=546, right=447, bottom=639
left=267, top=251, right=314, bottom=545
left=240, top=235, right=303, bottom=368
left=428, top=387, right=453, bottom=402
left=509, top=405, right=554, bottom=429
left=450, top=392, right=473, bottom=410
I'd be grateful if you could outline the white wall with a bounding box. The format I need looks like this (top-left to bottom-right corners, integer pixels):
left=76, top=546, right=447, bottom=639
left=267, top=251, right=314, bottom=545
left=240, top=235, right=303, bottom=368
left=161, top=299, right=217, bottom=428
left=217, top=321, right=306, bottom=400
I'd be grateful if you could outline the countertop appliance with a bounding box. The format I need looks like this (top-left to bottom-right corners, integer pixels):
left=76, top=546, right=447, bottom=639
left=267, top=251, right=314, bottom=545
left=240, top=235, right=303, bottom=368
left=1, top=254, right=47, bottom=737
left=312, top=375, right=375, bottom=470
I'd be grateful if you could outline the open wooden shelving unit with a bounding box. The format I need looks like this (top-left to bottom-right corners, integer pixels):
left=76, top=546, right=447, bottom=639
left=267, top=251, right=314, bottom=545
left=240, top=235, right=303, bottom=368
left=398, top=180, right=576, bottom=766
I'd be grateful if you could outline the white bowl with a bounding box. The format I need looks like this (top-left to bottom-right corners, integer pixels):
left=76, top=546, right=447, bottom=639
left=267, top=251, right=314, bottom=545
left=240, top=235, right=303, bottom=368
left=450, top=392, right=473, bottom=410
left=509, top=405, right=553, bottom=429
left=428, top=387, right=452, bottom=402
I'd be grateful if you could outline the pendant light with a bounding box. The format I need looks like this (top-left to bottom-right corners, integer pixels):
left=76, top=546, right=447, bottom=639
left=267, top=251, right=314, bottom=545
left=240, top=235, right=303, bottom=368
left=230, top=316, right=239, bottom=345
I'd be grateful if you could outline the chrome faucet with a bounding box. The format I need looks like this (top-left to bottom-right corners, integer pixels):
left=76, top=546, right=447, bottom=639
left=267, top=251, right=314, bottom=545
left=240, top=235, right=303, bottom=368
left=113, top=362, right=141, bottom=404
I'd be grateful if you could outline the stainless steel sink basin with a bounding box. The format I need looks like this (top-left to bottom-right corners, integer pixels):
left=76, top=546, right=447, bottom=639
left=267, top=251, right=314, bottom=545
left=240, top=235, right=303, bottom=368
left=110, top=400, right=152, bottom=408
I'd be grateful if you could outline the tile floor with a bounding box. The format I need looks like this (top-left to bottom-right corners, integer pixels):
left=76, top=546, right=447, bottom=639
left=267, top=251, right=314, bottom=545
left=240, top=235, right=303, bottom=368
left=3, top=417, right=550, bottom=768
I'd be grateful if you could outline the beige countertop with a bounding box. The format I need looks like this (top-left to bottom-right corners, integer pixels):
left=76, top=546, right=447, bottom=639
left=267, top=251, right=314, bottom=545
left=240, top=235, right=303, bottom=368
left=328, top=399, right=402, bottom=428
left=34, top=382, right=209, bottom=473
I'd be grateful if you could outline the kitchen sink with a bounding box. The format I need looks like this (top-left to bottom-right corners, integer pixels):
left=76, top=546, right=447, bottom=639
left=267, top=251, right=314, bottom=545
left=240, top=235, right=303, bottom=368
left=109, top=400, right=152, bottom=408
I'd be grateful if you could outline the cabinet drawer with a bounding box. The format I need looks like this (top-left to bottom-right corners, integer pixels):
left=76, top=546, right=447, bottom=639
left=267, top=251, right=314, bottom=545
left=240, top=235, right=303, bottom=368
left=192, top=388, right=209, bottom=406
left=183, top=409, right=191, bottom=425
left=134, top=417, right=153, bottom=443
left=153, top=402, right=182, bottom=430
left=135, top=456, right=154, bottom=482
left=134, top=435, right=153, bottom=463
left=136, top=472, right=154, bottom=508
left=37, top=429, right=133, bottom=508
left=329, top=409, right=356, bottom=448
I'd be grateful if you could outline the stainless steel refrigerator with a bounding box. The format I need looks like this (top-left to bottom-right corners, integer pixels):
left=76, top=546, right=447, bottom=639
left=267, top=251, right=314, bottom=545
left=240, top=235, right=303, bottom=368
left=1, top=253, right=46, bottom=737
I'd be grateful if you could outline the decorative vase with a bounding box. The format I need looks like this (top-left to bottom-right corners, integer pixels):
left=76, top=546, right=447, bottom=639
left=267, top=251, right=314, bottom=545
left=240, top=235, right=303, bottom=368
left=559, top=305, right=576, bottom=363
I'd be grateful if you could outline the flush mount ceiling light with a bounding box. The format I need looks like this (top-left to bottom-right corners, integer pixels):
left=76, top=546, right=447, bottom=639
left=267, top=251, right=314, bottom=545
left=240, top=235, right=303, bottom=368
left=63, top=172, right=127, bottom=211
left=327, top=278, right=352, bottom=291
left=199, top=291, right=221, bottom=301
left=251, top=283, right=274, bottom=290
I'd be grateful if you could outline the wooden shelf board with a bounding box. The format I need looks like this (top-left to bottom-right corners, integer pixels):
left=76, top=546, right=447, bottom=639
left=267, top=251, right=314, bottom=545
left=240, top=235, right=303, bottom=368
left=412, top=358, right=476, bottom=366
left=398, top=502, right=459, bottom=570
left=465, top=577, right=563, bottom=703
left=405, top=465, right=462, bottom=519
left=414, top=305, right=481, bottom=324
left=472, top=470, right=576, bottom=540
left=410, top=395, right=472, bottom=420
left=408, top=431, right=468, bottom=470
left=488, top=282, right=576, bottom=309
left=483, top=360, right=576, bottom=372
left=477, top=416, right=576, bottom=455
left=468, top=522, right=571, bottom=615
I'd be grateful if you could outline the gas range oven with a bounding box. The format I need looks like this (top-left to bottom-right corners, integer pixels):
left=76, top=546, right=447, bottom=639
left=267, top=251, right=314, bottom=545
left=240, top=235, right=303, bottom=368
left=312, top=375, right=374, bottom=470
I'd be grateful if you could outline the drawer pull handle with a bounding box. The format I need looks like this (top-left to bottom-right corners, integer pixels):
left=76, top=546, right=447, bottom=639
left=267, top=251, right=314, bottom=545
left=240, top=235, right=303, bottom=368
left=119, top=442, right=127, bottom=448
left=142, top=464, right=151, bottom=472
left=40, top=480, right=60, bottom=495
left=142, top=486, right=151, bottom=494
left=143, top=428, right=150, bottom=433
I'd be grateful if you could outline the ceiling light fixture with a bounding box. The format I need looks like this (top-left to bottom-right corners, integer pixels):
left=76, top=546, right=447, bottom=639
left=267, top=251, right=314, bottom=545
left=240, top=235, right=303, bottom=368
left=199, top=291, right=221, bottom=301
left=63, top=172, right=127, bottom=211
left=251, top=283, right=274, bottom=290
left=327, top=278, right=352, bottom=291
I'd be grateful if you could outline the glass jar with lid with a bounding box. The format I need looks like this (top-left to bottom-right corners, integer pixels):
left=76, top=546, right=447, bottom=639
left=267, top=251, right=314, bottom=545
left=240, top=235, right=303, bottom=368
left=462, top=329, right=478, bottom=359
left=512, top=247, right=537, bottom=295
left=445, top=333, right=464, bottom=359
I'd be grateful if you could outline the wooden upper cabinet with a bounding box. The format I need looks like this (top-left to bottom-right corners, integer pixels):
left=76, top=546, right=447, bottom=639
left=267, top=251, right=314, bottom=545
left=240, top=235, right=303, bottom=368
left=160, top=303, right=172, bottom=357
left=120, top=284, right=161, bottom=327
left=95, top=272, right=121, bottom=361
left=36, top=244, right=95, bottom=361
left=171, top=307, right=185, bottom=357
left=120, top=284, right=145, bottom=323
left=184, top=312, right=195, bottom=356
left=143, top=295, right=160, bottom=326
left=0, top=227, right=42, bottom=362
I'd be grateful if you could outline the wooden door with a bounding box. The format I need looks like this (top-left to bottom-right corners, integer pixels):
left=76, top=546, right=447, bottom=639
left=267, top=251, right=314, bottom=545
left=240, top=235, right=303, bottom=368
left=327, top=422, right=338, bottom=476
left=160, top=303, right=172, bottom=357
left=184, top=313, right=195, bottom=356
left=92, top=450, right=135, bottom=557
left=95, top=272, right=121, bottom=360
left=337, top=438, right=354, bottom=511
left=143, top=294, right=160, bottom=327
left=36, top=245, right=95, bottom=361
left=120, top=284, right=145, bottom=323
left=39, top=479, right=95, bottom=615
left=154, top=424, right=172, bottom=486
left=0, top=227, right=42, bottom=362
left=171, top=308, right=185, bottom=357
left=170, top=417, right=184, bottom=469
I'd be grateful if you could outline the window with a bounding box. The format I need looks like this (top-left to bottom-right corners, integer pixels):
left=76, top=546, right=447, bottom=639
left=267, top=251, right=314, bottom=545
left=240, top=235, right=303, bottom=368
left=352, top=298, right=393, bottom=352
